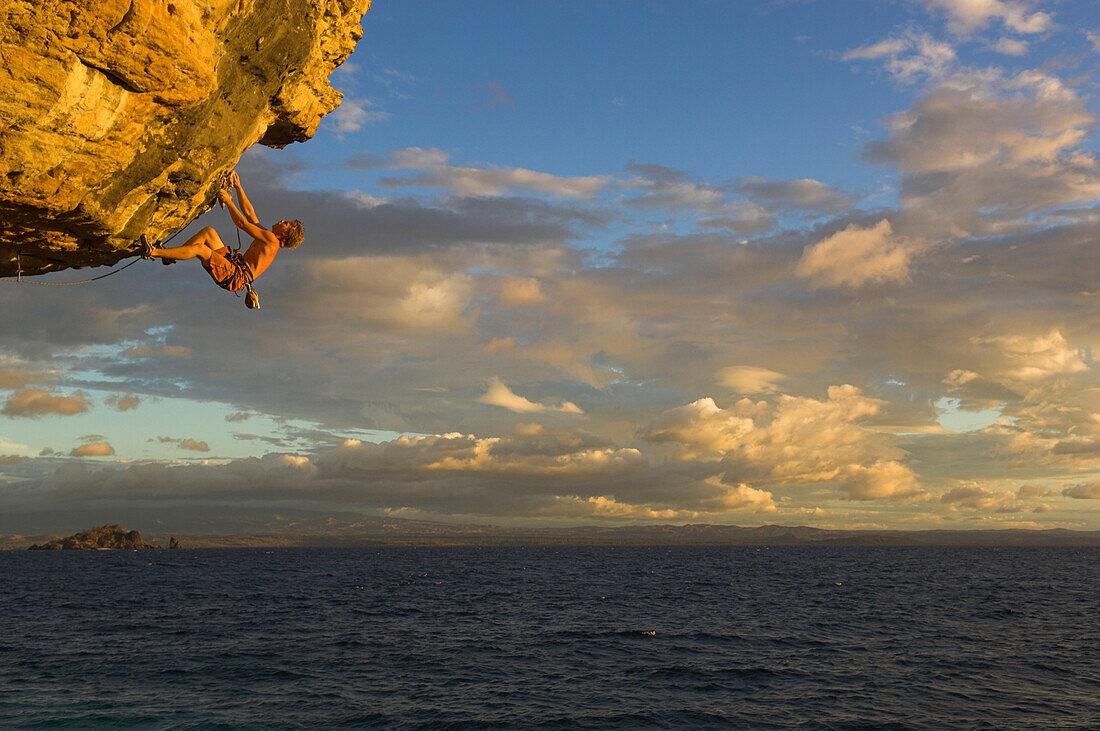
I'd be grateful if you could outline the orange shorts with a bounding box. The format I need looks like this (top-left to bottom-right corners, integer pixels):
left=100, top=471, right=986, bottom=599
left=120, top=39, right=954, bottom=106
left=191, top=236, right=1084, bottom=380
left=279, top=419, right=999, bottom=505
left=201, top=247, right=250, bottom=292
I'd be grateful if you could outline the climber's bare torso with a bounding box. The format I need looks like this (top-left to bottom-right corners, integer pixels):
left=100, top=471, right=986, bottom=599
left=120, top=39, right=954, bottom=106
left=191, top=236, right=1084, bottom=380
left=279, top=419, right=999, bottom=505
left=141, top=171, right=303, bottom=291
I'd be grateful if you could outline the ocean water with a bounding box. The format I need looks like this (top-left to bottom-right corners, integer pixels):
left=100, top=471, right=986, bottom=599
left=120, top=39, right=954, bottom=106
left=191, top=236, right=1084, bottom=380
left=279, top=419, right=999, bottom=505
left=2, top=546, right=1097, bottom=729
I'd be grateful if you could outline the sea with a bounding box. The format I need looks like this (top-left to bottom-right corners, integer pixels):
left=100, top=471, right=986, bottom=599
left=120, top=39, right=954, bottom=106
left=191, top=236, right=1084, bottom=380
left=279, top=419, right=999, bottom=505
left=2, top=546, right=1097, bottom=729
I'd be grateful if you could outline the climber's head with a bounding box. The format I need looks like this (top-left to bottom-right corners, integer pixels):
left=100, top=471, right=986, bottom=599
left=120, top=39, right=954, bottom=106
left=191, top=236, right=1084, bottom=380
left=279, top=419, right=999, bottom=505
left=273, top=219, right=304, bottom=249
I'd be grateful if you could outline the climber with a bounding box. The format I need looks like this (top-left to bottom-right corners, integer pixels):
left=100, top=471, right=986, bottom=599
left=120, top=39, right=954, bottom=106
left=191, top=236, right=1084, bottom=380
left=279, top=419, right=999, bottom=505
left=140, top=170, right=303, bottom=304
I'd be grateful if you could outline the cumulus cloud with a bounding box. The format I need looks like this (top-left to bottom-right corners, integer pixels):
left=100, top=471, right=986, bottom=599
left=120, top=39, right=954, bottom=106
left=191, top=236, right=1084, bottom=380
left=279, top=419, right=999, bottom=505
left=0, top=422, right=784, bottom=524
left=865, top=69, right=1100, bottom=236
left=797, top=220, right=920, bottom=288
left=2, top=388, right=90, bottom=418
left=542, top=495, right=700, bottom=520
left=225, top=412, right=252, bottom=423
left=104, top=393, right=141, bottom=412
left=291, top=256, right=477, bottom=336
left=0, top=454, right=29, bottom=464
left=477, top=377, right=583, bottom=415
left=498, top=277, right=546, bottom=307
left=1062, top=482, right=1100, bottom=499
left=639, top=386, right=920, bottom=501
left=0, top=368, right=39, bottom=389
left=940, top=482, right=1021, bottom=510
left=70, top=441, right=114, bottom=457
left=918, top=0, right=1053, bottom=35
left=970, top=330, right=1088, bottom=384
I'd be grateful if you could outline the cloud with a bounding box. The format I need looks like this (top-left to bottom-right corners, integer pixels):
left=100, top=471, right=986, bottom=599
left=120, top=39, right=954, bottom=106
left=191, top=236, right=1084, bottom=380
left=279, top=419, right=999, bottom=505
left=2, top=388, right=90, bottom=418
left=989, top=38, right=1028, bottom=56
left=0, top=368, right=39, bottom=389
left=225, top=412, right=252, bottom=423
left=640, top=386, right=920, bottom=501
left=623, top=164, right=810, bottom=232
left=70, top=441, right=114, bottom=457
left=918, top=0, right=1053, bottom=35
left=290, top=256, right=477, bottom=336
left=0, top=422, right=784, bottom=524
left=970, top=330, right=1087, bottom=384
left=797, top=220, right=920, bottom=288
left=391, top=165, right=612, bottom=199
left=498, top=277, right=546, bottom=307
left=477, top=377, right=584, bottom=415
left=104, top=393, right=141, bottom=412
left=843, top=37, right=911, bottom=60
left=232, top=169, right=611, bottom=256
left=844, top=32, right=956, bottom=82
left=864, top=70, right=1100, bottom=236
left=121, top=345, right=192, bottom=358
left=329, top=98, right=391, bottom=135
left=542, top=495, right=701, bottom=520
left=940, top=482, right=1020, bottom=510
left=390, top=147, right=450, bottom=168
left=368, top=146, right=611, bottom=198
left=716, top=366, right=787, bottom=394
left=1087, top=29, right=1100, bottom=53
left=734, top=176, right=855, bottom=213
left=153, top=436, right=212, bottom=452
left=0, top=454, right=29, bottom=464
left=1062, top=482, right=1100, bottom=499
left=487, top=81, right=514, bottom=107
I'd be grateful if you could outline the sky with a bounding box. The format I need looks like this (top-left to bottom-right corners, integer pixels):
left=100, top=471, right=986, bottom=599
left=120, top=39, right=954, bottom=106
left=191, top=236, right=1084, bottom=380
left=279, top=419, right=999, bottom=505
left=4, top=0, right=1100, bottom=533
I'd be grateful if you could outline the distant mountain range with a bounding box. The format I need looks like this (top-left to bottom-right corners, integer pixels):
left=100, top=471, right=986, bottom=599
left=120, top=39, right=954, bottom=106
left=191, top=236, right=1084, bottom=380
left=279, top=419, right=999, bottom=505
left=3, top=510, right=1098, bottom=548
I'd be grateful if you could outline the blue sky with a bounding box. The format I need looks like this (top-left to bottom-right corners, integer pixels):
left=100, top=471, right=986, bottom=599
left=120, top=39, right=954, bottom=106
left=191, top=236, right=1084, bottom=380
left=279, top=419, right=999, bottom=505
left=318, top=2, right=911, bottom=192
left=4, top=0, right=1100, bottom=532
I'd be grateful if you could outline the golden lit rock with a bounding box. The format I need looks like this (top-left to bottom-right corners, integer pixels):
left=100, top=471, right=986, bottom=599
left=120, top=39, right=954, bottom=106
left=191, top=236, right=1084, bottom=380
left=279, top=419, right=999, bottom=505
left=0, top=0, right=371, bottom=277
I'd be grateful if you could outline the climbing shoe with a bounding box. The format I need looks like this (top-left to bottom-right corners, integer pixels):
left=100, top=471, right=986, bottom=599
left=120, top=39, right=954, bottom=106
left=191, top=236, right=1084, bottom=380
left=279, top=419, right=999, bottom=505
left=138, top=234, right=155, bottom=260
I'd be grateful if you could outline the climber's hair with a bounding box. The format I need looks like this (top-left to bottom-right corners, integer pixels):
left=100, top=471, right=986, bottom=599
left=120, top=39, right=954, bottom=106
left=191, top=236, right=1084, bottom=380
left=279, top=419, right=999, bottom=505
left=279, top=220, right=305, bottom=249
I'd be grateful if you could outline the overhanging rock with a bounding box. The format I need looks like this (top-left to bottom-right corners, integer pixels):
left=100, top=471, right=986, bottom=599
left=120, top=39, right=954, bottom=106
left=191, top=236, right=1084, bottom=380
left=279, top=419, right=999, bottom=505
left=0, top=0, right=371, bottom=277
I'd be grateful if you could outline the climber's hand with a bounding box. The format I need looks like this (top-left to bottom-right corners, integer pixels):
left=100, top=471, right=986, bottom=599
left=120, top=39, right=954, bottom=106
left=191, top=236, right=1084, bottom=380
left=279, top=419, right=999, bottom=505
left=230, top=170, right=241, bottom=188
left=217, top=188, right=232, bottom=208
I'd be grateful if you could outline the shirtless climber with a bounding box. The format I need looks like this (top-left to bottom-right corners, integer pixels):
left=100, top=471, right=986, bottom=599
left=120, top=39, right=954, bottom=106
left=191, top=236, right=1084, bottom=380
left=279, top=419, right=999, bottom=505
left=140, top=171, right=303, bottom=307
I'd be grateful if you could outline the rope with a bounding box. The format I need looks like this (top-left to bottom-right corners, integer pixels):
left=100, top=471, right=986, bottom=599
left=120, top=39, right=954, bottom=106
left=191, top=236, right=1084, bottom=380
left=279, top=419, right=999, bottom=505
left=0, top=223, right=189, bottom=287
left=0, top=256, right=142, bottom=286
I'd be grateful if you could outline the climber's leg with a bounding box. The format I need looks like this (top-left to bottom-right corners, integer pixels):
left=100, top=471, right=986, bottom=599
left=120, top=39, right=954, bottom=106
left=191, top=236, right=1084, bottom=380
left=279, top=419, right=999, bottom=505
left=149, top=227, right=225, bottom=262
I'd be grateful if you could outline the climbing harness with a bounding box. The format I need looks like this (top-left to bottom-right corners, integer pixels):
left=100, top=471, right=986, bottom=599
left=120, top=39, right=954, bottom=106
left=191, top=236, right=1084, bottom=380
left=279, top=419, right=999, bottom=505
left=224, top=210, right=260, bottom=310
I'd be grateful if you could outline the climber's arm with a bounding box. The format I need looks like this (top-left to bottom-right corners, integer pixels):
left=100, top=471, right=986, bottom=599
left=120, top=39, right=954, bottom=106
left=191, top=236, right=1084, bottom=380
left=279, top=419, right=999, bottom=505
left=218, top=190, right=278, bottom=244
left=230, top=171, right=260, bottom=224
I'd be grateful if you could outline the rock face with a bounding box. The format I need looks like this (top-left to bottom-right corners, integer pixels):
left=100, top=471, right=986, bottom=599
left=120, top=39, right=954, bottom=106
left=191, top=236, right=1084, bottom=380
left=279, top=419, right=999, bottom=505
left=0, top=0, right=371, bottom=277
left=28, top=524, right=160, bottom=549
left=168, top=536, right=181, bottom=549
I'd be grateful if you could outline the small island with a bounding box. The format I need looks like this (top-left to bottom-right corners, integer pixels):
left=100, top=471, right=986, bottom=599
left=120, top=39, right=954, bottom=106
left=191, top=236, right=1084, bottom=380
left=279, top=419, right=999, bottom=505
left=28, top=524, right=170, bottom=551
